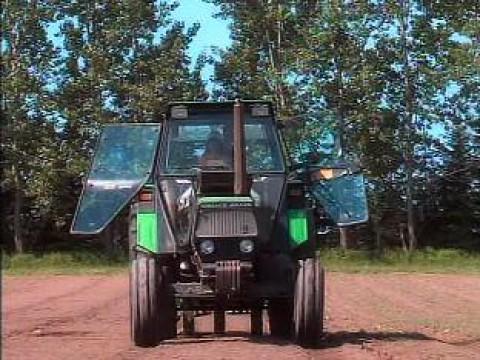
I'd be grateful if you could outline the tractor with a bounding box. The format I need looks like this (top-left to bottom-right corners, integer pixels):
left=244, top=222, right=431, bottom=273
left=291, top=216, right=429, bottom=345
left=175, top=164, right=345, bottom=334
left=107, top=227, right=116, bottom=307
left=71, top=100, right=368, bottom=347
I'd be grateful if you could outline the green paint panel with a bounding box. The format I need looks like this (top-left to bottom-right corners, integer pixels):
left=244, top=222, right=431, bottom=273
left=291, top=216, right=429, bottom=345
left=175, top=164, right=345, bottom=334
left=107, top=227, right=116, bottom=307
left=288, top=209, right=309, bottom=245
left=137, top=213, right=158, bottom=252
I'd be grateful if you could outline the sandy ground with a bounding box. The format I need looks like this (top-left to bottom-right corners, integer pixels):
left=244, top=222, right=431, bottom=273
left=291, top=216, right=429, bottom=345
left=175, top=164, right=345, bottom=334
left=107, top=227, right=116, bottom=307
left=3, top=272, right=480, bottom=360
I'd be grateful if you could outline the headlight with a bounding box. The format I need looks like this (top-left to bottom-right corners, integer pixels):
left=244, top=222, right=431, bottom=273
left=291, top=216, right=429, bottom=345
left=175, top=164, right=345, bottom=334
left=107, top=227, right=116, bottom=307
left=199, top=240, right=215, bottom=255
left=239, top=239, right=254, bottom=253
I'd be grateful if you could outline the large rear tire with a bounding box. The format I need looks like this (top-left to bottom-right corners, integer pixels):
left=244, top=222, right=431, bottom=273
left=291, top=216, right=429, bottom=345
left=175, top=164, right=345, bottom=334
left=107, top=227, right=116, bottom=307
left=250, top=309, right=263, bottom=336
left=293, top=257, right=325, bottom=347
left=130, top=253, right=177, bottom=347
left=268, top=299, right=293, bottom=337
left=213, top=310, right=226, bottom=334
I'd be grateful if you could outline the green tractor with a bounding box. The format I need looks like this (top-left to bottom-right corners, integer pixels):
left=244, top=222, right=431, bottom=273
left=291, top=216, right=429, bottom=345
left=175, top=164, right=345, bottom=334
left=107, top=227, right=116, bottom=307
left=71, top=100, right=368, bottom=347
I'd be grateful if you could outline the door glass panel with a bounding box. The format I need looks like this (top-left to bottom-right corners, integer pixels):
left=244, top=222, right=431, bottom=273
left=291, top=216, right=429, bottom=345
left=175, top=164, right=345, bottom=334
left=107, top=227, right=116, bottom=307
left=311, top=173, right=368, bottom=226
left=71, top=124, right=161, bottom=234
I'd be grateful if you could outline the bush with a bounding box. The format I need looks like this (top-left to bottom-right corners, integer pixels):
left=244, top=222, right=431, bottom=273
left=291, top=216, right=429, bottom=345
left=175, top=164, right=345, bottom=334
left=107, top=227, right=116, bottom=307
left=319, top=248, right=480, bottom=274
left=2, top=250, right=128, bottom=275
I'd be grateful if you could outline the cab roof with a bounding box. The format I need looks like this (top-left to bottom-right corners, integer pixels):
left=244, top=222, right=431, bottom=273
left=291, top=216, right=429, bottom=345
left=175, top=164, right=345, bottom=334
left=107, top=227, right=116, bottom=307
left=168, top=100, right=272, bottom=107
left=167, top=100, right=275, bottom=120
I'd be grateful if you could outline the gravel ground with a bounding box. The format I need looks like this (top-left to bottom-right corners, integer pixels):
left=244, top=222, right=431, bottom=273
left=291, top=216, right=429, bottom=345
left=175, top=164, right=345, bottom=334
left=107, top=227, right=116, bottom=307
left=3, top=272, right=480, bottom=360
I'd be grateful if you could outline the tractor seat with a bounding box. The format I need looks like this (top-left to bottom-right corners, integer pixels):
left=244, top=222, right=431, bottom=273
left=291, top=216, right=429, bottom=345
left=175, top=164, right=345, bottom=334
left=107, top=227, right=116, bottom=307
left=197, top=170, right=252, bottom=196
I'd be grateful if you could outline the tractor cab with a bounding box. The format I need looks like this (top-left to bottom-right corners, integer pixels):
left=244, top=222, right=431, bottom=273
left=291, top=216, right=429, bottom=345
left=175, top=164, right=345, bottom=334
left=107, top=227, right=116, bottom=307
left=70, top=100, right=368, bottom=348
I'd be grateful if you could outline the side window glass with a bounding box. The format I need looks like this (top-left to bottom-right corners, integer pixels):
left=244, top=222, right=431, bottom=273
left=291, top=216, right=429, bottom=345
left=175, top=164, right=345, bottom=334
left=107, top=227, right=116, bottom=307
left=245, top=120, right=283, bottom=172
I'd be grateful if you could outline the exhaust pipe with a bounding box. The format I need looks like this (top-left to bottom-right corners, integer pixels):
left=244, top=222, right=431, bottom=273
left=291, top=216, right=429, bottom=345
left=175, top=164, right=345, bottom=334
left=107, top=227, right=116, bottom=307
left=233, top=99, right=248, bottom=195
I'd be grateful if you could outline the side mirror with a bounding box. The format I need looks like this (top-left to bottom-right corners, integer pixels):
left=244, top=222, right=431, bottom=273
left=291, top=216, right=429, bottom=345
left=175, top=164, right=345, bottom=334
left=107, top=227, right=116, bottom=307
left=310, top=167, right=349, bottom=181
left=308, top=158, right=360, bottom=181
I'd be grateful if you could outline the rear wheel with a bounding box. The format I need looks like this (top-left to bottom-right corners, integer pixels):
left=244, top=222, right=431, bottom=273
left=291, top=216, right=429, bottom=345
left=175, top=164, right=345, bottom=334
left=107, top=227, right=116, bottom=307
left=268, top=299, right=293, bottom=337
left=250, top=309, right=263, bottom=336
left=182, top=311, right=195, bottom=335
left=213, top=310, right=226, bottom=334
left=293, top=257, right=325, bottom=347
left=130, top=253, right=177, bottom=346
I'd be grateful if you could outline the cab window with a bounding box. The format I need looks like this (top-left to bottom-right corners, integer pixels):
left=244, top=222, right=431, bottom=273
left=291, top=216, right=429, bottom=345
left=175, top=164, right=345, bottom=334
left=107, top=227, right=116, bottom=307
left=164, top=114, right=284, bottom=174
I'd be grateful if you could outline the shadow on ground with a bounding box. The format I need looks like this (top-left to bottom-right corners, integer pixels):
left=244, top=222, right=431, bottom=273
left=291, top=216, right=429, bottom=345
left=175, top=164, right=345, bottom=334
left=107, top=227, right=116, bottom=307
left=320, top=330, right=436, bottom=349
left=162, top=329, right=437, bottom=349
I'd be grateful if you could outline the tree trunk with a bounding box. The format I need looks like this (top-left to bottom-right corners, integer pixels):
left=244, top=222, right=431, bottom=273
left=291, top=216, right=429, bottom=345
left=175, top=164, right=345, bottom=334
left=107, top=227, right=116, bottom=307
left=13, top=188, right=24, bottom=253
left=400, top=0, right=417, bottom=252
left=407, top=193, right=417, bottom=251
left=374, top=220, right=383, bottom=252
left=101, top=224, right=114, bottom=257
left=328, top=2, right=349, bottom=250
left=111, top=216, right=127, bottom=254
left=102, top=216, right=127, bottom=257
left=339, top=227, right=349, bottom=249
left=399, top=223, right=408, bottom=253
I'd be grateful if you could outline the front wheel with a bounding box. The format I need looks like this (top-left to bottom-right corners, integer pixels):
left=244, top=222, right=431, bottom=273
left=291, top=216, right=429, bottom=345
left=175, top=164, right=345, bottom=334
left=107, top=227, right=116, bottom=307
left=293, top=257, right=325, bottom=347
left=130, top=252, right=177, bottom=347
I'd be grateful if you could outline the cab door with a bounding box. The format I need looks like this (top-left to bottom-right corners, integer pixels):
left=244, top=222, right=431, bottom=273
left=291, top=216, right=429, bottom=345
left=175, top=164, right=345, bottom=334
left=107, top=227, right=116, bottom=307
left=309, top=164, right=368, bottom=226
left=71, top=124, right=161, bottom=234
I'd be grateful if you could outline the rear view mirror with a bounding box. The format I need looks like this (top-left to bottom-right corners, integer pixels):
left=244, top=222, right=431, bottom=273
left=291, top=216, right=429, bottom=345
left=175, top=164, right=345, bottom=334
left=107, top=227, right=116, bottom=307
left=310, top=167, right=348, bottom=181
left=309, top=157, right=360, bottom=180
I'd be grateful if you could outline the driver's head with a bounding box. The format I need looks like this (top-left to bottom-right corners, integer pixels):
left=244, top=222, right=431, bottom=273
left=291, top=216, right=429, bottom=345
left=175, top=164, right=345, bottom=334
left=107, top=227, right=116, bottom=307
left=204, top=134, right=223, bottom=155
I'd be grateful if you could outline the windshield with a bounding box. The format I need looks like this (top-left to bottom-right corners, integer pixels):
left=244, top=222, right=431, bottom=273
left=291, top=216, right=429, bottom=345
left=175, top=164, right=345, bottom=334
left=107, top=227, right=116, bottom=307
left=164, top=113, right=284, bottom=174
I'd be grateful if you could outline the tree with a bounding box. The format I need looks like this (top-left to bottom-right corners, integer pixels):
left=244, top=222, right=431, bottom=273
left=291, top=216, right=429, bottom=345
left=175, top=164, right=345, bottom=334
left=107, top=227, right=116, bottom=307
left=1, top=0, right=206, bottom=252
left=432, top=117, right=477, bottom=248
left=365, top=0, right=476, bottom=251
left=294, top=0, right=384, bottom=248
left=1, top=0, right=58, bottom=252
left=210, top=0, right=479, bottom=252
left=54, top=0, right=206, bottom=253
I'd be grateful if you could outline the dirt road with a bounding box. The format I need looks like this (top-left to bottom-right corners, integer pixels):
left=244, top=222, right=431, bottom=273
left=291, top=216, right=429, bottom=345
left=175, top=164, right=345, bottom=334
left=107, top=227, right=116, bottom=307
left=3, top=273, right=480, bottom=360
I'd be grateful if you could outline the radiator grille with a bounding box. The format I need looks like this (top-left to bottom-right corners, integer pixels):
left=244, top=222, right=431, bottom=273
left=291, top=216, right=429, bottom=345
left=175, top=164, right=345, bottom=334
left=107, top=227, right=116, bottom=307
left=196, top=208, right=257, bottom=237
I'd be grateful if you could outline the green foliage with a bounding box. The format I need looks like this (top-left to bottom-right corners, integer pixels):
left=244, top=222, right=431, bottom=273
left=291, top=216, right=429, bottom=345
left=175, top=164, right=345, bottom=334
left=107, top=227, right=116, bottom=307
left=3, top=250, right=128, bottom=275
left=1, top=0, right=61, bottom=252
left=1, top=0, right=206, bottom=252
left=1, top=0, right=478, bottom=254
left=320, top=248, right=480, bottom=274
left=4, top=248, right=479, bottom=276
left=211, top=0, right=479, bottom=251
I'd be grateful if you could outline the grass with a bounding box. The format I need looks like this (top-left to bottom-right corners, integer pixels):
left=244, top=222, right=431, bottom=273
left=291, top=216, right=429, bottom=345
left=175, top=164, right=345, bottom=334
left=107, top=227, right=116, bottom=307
left=2, top=247, right=480, bottom=276
left=2, top=250, right=128, bottom=276
left=320, top=248, right=480, bottom=274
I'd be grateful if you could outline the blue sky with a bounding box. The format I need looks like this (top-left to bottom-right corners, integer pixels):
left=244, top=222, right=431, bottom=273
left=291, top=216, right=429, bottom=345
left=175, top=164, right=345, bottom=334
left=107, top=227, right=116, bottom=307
left=173, top=0, right=231, bottom=86
left=47, top=1, right=231, bottom=88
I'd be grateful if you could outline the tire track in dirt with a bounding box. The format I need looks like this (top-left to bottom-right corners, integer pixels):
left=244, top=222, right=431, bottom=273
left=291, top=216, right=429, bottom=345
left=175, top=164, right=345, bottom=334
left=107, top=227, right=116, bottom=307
left=4, top=273, right=480, bottom=360
left=6, top=290, right=126, bottom=338
left=3, top=276, right=127, bottom=336
left=4, top=276, right=132, bottom=360
left=322, top=273, right=430, bottom=360
left=4, top=276, right=108, bottom=314
left=355, top=274, right=480, bottom=339
left=325, top=273, right=402, bottom=331
left=3, top=277, right=129, bottom=359
left=325, top=273, right=480, bottom=360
